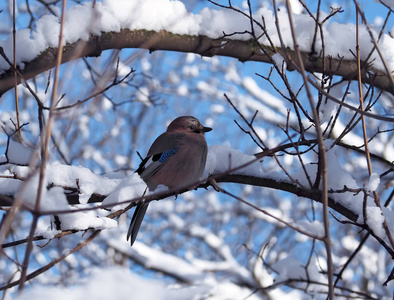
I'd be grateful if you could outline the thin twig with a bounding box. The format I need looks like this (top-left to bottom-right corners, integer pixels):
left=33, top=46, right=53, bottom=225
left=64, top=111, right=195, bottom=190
left=355, top=7, right=394, bottom=252
left=1, top=229, right=100, bottom=291
left=18, top=0, right=68, bottom=292
left=12, top=0, right=21, bottom=142
left=285, top=0, right=334, bottom=297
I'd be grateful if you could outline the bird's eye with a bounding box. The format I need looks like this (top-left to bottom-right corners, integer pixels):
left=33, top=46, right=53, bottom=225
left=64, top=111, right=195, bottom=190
left=188, top=125, right=195, bottom=130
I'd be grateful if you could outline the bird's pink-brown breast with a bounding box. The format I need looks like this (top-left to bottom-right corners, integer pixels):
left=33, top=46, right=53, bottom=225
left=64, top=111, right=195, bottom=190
left=144, top=131, right=207, bottom=190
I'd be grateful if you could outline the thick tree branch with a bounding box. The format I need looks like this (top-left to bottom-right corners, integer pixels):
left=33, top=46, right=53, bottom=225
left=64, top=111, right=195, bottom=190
left=0, top=29, right=393, bottom=96
left=0, top=173, right=358, bottom=222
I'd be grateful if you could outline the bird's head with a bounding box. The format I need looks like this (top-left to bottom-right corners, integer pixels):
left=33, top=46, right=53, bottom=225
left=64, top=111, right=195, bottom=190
left=167, top=116, right=212, bottom=134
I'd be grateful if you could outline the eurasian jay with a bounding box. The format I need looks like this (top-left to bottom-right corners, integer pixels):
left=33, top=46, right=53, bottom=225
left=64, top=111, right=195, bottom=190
left=127, top=116, right=212, bottom=246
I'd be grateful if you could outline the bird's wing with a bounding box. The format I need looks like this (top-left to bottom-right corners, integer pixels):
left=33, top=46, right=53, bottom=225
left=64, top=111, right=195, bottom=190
left=137, top=146, right=179, bottom=181
left=136, top=132, right=184, bottom=181
left=128, top=147, right=178, bottom=246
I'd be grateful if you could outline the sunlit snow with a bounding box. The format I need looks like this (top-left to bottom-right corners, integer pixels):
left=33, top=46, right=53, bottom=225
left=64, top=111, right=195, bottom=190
left=1, top=0, right=394, bottom=74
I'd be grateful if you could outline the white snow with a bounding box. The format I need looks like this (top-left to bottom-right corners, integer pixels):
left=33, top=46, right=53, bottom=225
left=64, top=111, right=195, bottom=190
left=55, top=208, right=118, bottom=231
left=109, top=239, right=205, bottom=281
left=6, top=140, right=36, bottom=165
left=271, top=52, right=287, bottom=75
left=365, top=173, right=380, bottom=192
left=14, top=266, right=182, bottom=300
left=15, top=171, right=70, bottom=211
left=204, top=145, right=262, bottom=178
left=1, top=0, right=394, bottom=75
left=135, top=86, right=151, bottom=105
left=242, top=76, right=288, bottom=116
left=366, top=207, right=385, bottom=238
left=14, top=265, right=265, bottom=300
left=272, top=256, right=307, bottom=281
left=102, top=173, right=147, bottom=210
left=1, top=163, right=123, bottom=231
left=44, top=164, right=120, bottom=204
left=0, top=172, right=23, bottom=196
left=294, top=220, right=325, bottom=238
left=272, top=256, right=327, bottom=293
left=292, top=144, right=364, bottom=215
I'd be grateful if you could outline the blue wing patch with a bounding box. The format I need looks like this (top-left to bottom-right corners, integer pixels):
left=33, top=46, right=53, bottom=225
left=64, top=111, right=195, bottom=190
left=158, top=147, right=179, bottom=163
left=136, top=146, right=179, bottom=180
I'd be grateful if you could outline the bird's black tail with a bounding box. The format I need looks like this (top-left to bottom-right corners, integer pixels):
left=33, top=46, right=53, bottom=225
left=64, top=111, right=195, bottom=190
left=127, top=202, right=149, bottom=246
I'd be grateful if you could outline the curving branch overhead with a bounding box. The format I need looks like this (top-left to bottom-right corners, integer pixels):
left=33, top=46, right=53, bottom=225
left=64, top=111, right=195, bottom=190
left=1, top=29, right=393, bottom=96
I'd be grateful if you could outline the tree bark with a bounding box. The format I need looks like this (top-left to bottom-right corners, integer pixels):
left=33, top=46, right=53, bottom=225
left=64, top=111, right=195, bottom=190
left=0, top=173, right=358, bottom=222
left=0, top=29, right=393, bottom=96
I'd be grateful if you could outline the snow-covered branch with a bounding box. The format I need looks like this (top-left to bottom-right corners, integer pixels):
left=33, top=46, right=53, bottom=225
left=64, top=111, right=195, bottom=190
left=1, top=29, right=393, bottom=96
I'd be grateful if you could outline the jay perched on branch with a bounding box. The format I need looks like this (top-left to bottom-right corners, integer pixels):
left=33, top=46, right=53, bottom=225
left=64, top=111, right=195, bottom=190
left=127, top=116, right=212, bottom=246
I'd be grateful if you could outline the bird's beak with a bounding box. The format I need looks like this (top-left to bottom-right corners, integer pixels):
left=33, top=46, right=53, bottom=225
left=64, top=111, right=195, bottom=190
left=202, top=126, right=212, bottom=133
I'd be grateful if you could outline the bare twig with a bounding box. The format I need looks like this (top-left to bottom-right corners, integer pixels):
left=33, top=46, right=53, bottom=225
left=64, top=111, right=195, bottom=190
left=356, top=8, right=394, bottom=251
left=18, top=0, right=68, bottom=292
left=285, top=1, right=333, bottom=297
